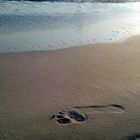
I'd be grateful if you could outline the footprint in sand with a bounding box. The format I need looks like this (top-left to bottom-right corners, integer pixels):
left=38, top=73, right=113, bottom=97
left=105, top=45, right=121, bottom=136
left=53, top=109, right=87, bottom=124
left=122, top=134, right=140, bottom=140
left=49, top=104, right=125, bottom=125
left=128, top=135, right=140, bottom=140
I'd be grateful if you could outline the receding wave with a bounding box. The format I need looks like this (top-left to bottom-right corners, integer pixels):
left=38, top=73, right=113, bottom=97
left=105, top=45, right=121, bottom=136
left=0, top=0, right=140, bottom=53
left=3, top=0, right=140, bottom=3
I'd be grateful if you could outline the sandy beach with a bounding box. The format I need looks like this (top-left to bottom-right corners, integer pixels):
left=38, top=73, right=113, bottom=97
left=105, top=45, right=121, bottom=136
left=0, top=35, right=140, bottom=140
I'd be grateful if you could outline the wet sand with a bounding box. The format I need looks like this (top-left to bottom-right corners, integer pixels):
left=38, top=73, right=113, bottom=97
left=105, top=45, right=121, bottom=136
left=0, top=35, right=140, bottom=140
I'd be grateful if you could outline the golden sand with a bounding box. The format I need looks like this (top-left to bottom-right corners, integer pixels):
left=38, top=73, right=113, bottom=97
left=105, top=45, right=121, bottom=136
left=0, top=35, right=140, bottom=140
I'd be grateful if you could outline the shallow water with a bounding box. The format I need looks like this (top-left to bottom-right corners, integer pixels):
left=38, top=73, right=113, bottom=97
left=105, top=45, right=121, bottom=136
left=0, top=1, right=140, bottom=53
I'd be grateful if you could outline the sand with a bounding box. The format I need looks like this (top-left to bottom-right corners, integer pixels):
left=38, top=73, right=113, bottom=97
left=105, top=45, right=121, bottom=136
left=0, top=35, right=140, bottom=140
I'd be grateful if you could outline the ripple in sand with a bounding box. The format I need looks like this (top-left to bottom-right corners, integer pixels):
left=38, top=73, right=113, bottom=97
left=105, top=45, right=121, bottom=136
left=74, top=104, right=125, bottom=113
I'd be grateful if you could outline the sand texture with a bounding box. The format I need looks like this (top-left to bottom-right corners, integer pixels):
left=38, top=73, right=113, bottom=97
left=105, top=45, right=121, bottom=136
left=0, top=35, right=140, bottom=140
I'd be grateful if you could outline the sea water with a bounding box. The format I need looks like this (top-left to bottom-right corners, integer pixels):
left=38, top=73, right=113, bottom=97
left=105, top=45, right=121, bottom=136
left=0, top=0, right=140, bottom=53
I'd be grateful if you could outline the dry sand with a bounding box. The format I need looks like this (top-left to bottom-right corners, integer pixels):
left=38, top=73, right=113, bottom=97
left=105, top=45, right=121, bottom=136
left=0, top=35, right=140, bottom=140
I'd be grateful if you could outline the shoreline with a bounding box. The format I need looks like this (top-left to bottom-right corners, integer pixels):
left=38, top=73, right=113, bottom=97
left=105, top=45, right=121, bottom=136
left=0, top=34, right=140, bottom=140
left=0, top=34, right=139, bottom=56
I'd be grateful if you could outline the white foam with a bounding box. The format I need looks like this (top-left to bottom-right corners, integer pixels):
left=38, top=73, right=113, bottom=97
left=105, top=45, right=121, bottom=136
left=0, top=1, right=140, bottom=53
